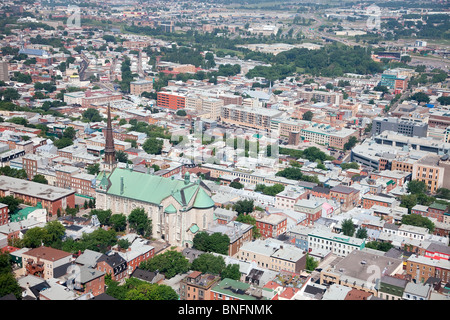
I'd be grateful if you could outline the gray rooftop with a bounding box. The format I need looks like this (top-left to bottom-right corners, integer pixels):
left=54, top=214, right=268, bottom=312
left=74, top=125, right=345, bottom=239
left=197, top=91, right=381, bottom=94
left=0, top=176, right=75, bottom=201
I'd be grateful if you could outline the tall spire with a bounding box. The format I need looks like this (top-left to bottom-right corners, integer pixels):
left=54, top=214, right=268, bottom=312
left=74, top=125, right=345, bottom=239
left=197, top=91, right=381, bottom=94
left=103, top=103, right=116, bottom=170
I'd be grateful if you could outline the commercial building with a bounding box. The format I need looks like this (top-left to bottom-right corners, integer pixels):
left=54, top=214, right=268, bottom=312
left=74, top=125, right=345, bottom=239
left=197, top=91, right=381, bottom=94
left=371, top=117, right=428, bottom=138
left=319, top=250, right=404, bottom=297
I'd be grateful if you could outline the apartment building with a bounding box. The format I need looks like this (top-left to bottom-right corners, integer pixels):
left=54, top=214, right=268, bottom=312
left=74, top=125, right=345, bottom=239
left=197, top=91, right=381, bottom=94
left=300, top=124, right=357, bottom=149
left=298, top=89, right=343, bottom=105
left=411, top=154, right=444, bottom=193
left=157, top=91, right=186, bottom=110
left=220, top=104, right=283, bottom=131
left=308, top=229, right=365, bottom=257
left=130, top=79, right=153, bottom=96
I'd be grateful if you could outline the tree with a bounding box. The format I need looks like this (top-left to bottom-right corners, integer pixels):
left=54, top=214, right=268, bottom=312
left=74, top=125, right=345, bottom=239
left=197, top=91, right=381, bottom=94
left=0, top=253, right=22, bottom=299
left=176, top=109, right=187, bottom=116
left=341, top=162, right=360, bottom=170
left=115, top=150, right=128, bottom=163
left=22, top=227, right=48, bottom=248
left=341, top=218, right=355, bottom=237
left=401, top=214, right=435, bottom=233
left=0, top=196, right=22, bottom=214
left=191, top=253, right=226, bottom=275
left=86, top=163, right=100, bottom=175
left=139, top=250, right=190, bottom=279
left=63, top=126, right=76, bottom=140
left=344, top=136, right=358, bottom=151
left=410, top=92, right=430, bottom=104
left=193, top=232, right=230, bottom=255
left=221, top=264, right=241, bottom=280
left=407, top=180, right=427, bottom=195
left=44, top=221, right=65, bottom=247
left=235, top=214, right=261, bottom=239
left=233, top=199, right=254, bottom=215
left=365, top=241, right=393, bottom=252
left=142, top=137, right=163, bottom=155
left=91, top=209, right=112, bottom=226
left=110, top=213, right=127, bottom=232
left=126, top=283, right=178, bottom=300
left=0, top=88, right=20, bottom=101
left=302, top=111, right=313, bottom=121
left=305, top=254, right=319, bottom=272
left=53, top=137, right=73, bottom=149
left=128, top=208, right=152, bottom=238
left=229, top=181, right=244, bottom=189
left=32, top=174, right=48, bottom=185
left=355, top=227, right=368, bottom=239
left=82, top=108, right=103, bottom=122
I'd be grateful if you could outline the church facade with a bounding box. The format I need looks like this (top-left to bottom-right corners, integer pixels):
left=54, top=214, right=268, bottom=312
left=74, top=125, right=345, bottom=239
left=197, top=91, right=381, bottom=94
left=95, top=168, right=215, bottom=248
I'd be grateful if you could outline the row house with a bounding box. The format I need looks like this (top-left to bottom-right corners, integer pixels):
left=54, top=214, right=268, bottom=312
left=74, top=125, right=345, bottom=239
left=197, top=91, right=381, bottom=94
left=294, top=199, right=323, bottom=226
left=361, top=194, right=398, bottom=209
left=179, top=271, right=222, bottom=301
left=412, top=202, right=448, bottom=223
left=329, top=185, right=360, bottom=212
left=71, top=173, right=96, bottom=197
left=406, top=254, right=450, bottom=285
left=255, top=214, right=287, bottom=239
left=424, top=243, right=450, bottom=261
left=96, top=252, right=128, bottom=283
left=115, top=235, right=155, bottom=276
left=370, top=170, right=411, bottom=188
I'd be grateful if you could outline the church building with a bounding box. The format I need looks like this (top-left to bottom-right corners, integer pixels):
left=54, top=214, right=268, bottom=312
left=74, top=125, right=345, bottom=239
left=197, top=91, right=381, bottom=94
left=95, top=168, right=215, bottom=248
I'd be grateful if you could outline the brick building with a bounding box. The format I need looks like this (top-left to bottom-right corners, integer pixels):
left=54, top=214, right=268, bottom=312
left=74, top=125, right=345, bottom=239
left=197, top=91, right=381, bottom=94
left=255, top=214, right=287, bottom=239
left=0, top=203, right=8, bottom=226
left=329, top=185, right=360, bottom=211
left=0, top=176, right=75, bottom=218
left=179, top=271, right=221, bottom=300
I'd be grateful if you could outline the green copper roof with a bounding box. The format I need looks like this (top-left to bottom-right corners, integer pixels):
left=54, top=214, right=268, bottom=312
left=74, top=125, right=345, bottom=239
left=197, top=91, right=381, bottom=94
left=10, top=203, right=43, bottom=222
left=193, top=188, right=215, bottom=209
left=102, top=168, right=214, bottom=207
left=164, top=204, right=177, bottom=214
left=189, top=224, right=199, bottom=234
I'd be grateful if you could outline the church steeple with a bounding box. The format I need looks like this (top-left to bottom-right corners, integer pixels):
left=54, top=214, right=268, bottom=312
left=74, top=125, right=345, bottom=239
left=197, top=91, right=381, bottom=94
left=103, top=103, right=116, bottom=171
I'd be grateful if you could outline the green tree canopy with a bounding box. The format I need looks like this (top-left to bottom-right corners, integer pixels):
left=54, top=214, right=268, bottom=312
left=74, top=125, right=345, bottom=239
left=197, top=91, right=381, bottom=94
left=139, top=250, right=190, bottom=279
left=401, top=214, right=434, bottom=233
left=32, top=174, right=48, bottom=185
left=341, top=218, right=355, bottom=237
left=127, top=208, right=152, bottom=238
left=191, top=253, right=226, bottom=275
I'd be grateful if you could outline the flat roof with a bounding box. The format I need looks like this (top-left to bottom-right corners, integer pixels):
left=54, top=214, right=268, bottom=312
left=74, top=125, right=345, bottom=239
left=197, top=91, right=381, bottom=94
left=0, top=176, right=75, bottom=201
